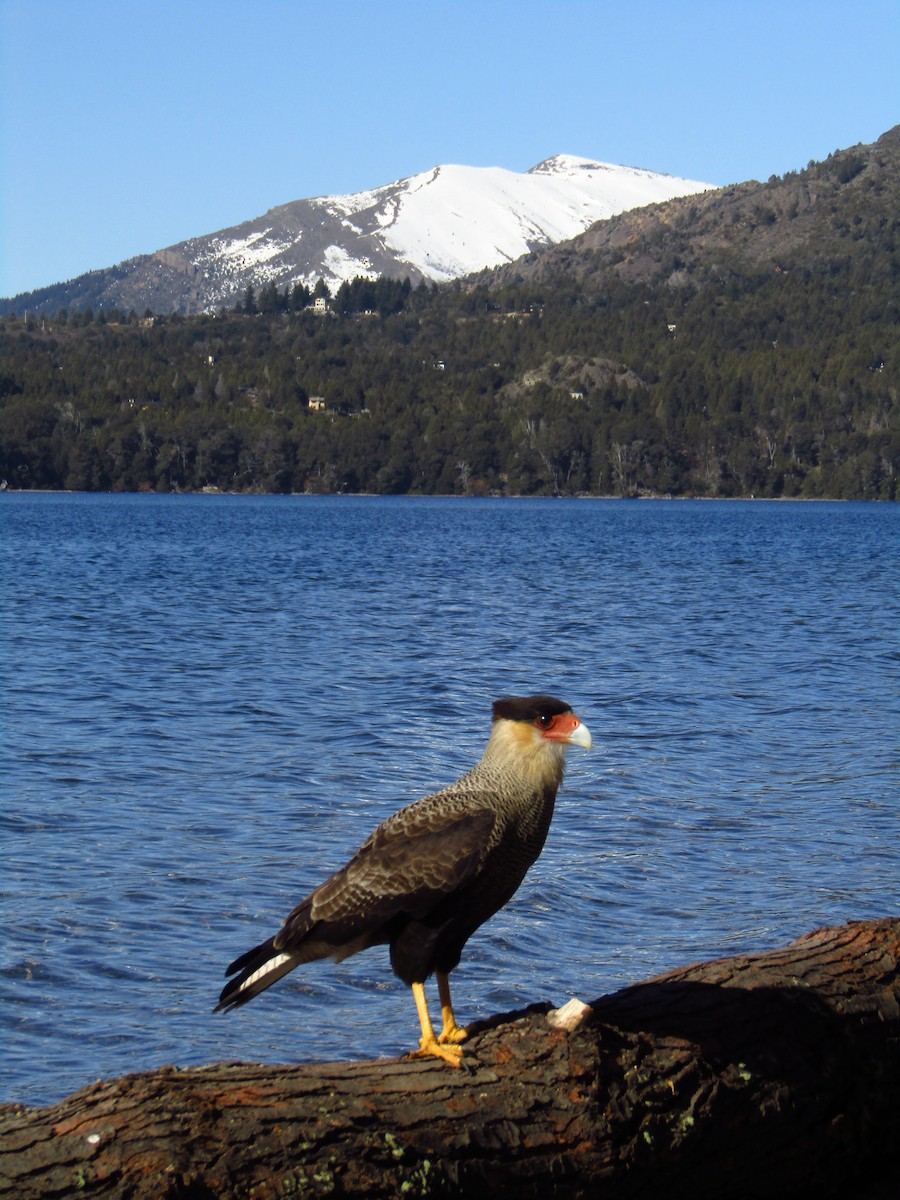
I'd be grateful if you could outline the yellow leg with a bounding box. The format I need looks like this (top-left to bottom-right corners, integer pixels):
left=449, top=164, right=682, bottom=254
left=436, top=971, right=468, bottom=1044
left=408, top=980, right=463, bottom=1066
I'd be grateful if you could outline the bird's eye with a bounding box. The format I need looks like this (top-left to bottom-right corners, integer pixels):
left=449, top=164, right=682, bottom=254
left=536, top=714, right=553, bottom=728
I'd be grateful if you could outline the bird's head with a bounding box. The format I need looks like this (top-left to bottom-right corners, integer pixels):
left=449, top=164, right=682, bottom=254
left=486, top=694, right=591, bottom=786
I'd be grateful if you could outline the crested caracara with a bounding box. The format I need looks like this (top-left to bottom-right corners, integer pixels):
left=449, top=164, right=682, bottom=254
left=215, top=694, right=591, bottom=1065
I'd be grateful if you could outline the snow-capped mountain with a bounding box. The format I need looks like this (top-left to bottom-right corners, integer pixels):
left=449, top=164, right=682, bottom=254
left=176, top=155, right=713, bottom=303
left=2, top=156, right=714, bottom=315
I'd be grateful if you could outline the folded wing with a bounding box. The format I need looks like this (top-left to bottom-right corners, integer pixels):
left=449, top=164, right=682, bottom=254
left=216, top=794, right=497, bottom=1011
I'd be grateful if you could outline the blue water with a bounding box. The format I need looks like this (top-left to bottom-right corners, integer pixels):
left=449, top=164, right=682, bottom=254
left=2, top=493, right=898, bottom=1107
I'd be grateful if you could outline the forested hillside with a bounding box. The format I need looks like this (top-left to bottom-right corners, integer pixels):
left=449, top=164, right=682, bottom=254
left=2, top=131, right=897, bottom=498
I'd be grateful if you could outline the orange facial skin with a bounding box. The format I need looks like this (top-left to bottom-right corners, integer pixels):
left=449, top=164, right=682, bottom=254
left=536, top=711, right=592, bottom=747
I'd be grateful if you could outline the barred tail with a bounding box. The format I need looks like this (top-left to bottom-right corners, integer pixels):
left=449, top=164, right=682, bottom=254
left=214, top=936, right=300, bottom=1012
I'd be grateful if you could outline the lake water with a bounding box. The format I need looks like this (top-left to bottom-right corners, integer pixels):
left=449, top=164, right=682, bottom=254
left=2, top=493, right=898, bottom=1107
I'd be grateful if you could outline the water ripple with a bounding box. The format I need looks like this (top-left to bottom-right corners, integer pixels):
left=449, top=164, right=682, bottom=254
left=2, top=493, right=898, bottom=1104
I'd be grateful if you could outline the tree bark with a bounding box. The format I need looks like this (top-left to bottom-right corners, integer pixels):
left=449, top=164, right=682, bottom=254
left=2, top=918, right=897, bottom=1199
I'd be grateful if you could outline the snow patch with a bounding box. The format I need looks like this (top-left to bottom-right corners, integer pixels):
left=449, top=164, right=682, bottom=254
left=321, top=244, right=379, bottom=286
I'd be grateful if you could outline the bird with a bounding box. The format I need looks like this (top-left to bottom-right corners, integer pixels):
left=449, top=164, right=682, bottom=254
left=215, top=694, right=591, bottom=1065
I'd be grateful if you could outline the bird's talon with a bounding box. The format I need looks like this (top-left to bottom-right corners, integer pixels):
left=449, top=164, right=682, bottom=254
left=410, top=1037, right=465, bottom=1066
left=438, top=1024, right=468, bottom=1045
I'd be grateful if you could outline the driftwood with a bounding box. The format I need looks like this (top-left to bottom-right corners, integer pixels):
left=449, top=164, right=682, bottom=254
left=1, top=918, right=897, bottom=1199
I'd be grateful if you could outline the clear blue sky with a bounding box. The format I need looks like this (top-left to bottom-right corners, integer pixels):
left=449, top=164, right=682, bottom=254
left=1, top=0, right=897, bottom=298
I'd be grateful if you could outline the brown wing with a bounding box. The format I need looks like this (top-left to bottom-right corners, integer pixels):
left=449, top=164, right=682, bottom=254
left=216, top=790, right=501, bottom=1012
left=273, top=793, right=498, bottom=951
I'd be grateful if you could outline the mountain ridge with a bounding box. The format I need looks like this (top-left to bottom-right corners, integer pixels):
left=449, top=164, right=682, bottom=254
left=1, top=155, right=712, bottom=317
left=476, top=126, right=900, bottom=293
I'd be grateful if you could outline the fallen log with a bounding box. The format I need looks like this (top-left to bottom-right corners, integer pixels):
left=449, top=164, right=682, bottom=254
left=1, top=918, right=897, bottom=1199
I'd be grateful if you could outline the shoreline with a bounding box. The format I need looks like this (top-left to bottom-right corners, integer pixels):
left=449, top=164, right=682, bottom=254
left=0, top=488, right=877, bottom=502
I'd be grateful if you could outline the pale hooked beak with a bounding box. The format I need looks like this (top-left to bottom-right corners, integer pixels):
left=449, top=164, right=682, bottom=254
left=567, top=719, right=592, bottom=750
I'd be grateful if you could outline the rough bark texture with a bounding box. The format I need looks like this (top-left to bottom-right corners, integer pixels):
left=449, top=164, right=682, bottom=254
left=2, top=918, right=897, bottom=1199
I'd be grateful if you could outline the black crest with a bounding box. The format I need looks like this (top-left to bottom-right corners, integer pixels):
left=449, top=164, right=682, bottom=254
left=491, top=694, right=572, bottom=723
